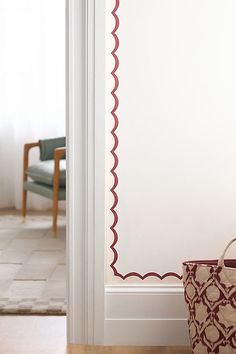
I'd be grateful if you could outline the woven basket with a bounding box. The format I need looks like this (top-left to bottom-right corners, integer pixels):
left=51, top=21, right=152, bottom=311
left=183, top=239, right=236, bottom=354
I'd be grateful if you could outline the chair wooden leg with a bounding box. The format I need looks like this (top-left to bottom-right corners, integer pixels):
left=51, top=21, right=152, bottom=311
left=52, top=194, right=58, bottom=237
left=22, top=189, right=27, bottom=222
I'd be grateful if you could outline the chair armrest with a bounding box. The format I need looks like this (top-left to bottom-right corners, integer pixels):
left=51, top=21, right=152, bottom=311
left=54, top=147, right=66, bottom=161
left=23, top=142, right=40, bottom=181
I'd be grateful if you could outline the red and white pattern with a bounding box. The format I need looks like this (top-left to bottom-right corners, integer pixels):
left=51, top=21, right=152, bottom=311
left=183, top=260, right=236, bottom=354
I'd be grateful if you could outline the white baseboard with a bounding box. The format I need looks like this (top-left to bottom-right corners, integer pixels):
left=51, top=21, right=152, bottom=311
left=104, top=285, right=190, bottom=346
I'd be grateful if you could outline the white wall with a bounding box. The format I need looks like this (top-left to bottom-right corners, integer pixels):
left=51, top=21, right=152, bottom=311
left=104, top=0, right=236, bottom=345
left=0, top=0, right=65, bottom=209
left=106, top=0, right=236, bottom=284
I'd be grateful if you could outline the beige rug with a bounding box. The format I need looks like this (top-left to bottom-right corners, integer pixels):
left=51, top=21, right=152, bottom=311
left=0, top=214, right=66, bottom=315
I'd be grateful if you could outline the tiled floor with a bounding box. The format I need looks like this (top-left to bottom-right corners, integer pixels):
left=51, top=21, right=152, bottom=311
left=0, top=214, right=66, bottom=314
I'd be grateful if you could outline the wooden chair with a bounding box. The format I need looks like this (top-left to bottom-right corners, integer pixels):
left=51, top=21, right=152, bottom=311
left=22, top=137, right=66, bottom=236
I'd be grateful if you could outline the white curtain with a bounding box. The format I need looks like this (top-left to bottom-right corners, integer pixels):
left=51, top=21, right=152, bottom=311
left=0, top=0, right=65, bottom=210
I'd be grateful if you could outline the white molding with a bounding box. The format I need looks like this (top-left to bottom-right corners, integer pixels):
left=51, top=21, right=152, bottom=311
left=66, top=0, right=105, bottom=345
left=105, top=285, right=189, bottom=346
left=67, top=0, right=87, bottom=344
left=94, top=0, right=106, bottom=345
left=105, top=284, right=184, bottom=294
left=105, top=319, right=189, bottom=346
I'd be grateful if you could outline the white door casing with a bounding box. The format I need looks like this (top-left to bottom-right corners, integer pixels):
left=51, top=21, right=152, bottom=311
left=66, top=0, right=106, bottom=344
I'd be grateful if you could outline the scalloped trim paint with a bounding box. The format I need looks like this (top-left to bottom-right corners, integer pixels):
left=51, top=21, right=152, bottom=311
left=110, top=0, right=182, bottom=280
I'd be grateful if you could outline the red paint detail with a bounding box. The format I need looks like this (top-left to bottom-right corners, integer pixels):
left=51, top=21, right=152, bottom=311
left=110, top=0, right=182, bottom=280
left=110, top=0, right=120, bottom=279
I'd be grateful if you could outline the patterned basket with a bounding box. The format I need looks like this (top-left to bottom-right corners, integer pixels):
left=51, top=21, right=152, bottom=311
left=183, top=239, right=236, bottom=354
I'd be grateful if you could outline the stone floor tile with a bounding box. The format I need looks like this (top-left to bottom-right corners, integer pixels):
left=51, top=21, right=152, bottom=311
left=0, top=238, right=12, bottom=250
left=0, top=230, right=17, bottom=239
left=0, top=264, right=22, bottom=280
left=58, top=253, right=66, bottom=265
left=6, top=239, right=40, bottom=251
left=15, top=229, right=46, bottom=239
left=41, top=280, right=66, bottom=299
left=36, top=238, right=66, bottom=251
left=3, top=280, right=46, bottom=299
left=27, top=251, right=64, bottom=265
left=50, top=265, right=66, bottom=280
left=0, top=280, right=11, bottom=296
left=0, top=250, right=31, bottom=264
left=15, top=264, right=55, bottom=280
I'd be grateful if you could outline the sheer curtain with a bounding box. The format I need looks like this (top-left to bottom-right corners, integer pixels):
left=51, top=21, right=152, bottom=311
left=0, top=0, right=65, bottom=209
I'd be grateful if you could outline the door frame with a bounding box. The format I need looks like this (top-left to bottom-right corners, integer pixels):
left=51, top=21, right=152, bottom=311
left=66, top=0, right=106, bottom=344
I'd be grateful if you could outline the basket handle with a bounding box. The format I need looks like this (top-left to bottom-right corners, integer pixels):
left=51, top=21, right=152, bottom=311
left=218, top=238, right=236, bottom=267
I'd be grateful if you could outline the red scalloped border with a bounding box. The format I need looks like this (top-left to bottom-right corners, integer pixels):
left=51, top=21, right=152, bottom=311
left=110, top=0, right=182, bottom=280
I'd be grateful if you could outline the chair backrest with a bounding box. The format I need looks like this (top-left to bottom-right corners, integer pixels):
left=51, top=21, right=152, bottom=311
left=39, top=137, right=66, bottom=161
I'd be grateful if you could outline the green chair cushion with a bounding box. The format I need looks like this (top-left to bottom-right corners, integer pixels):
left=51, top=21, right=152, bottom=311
left=24, top=181, right=66, bottom=200
left=26, top=160, right=66, bottom=187
left=39, top=137, right=66, bottom=161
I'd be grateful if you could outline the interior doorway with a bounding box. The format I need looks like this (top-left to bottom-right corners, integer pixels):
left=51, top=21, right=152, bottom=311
left=0, top=0, right=67, bottom=344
